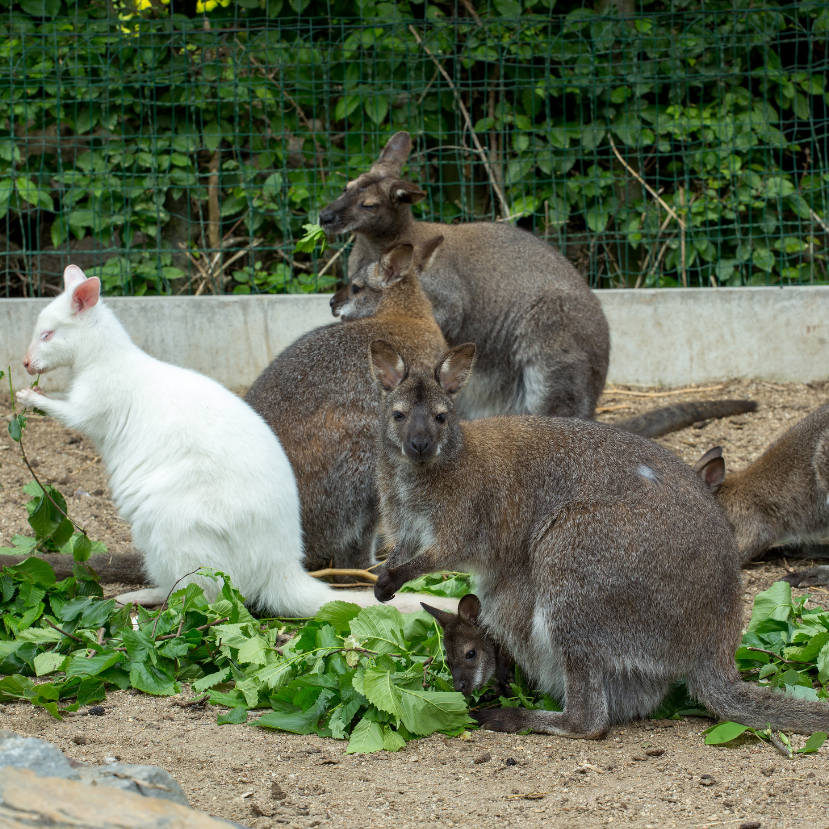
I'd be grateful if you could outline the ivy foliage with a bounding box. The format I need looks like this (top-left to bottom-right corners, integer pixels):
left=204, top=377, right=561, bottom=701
left=0, top=0, right=826, bottom=296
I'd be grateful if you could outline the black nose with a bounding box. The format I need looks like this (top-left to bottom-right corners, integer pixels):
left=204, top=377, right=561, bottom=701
left=410, top=438, right=430, bottom=456
left=319, top=207, right=334, bottom=228
left=329, top=295, right=337, bottom=307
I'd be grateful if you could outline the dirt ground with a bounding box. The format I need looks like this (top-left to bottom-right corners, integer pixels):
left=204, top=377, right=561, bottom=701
left=2, top=381, right=829, bottom=829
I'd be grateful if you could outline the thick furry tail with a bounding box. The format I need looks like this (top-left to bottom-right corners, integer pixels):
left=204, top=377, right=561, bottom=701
left=616, top=400, right=757, bottom=439
left=690, top=671, right=829, bottom=734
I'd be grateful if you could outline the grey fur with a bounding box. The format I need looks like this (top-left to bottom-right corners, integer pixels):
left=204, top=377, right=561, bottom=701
left=244, top=239, right=446, bottom=572
left=694, top=402, right=829, bottom=587
left=369, top=341, right=829, bottom=738
left=321, top=131, right=610, bottom=420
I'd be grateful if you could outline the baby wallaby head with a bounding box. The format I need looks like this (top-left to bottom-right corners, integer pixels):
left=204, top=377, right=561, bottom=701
left=331, top=235, right=444, bottom=320
left=422, top=594, right=499, bottom=695
left=23, top=265, right=102, bottom=376
left=318, top=132, right=425, bottom=238
left=368, top=339, right=475, bottom=465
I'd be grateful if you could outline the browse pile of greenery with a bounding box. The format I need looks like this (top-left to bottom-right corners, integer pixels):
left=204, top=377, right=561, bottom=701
left=1, top=0, right=826, bottom=297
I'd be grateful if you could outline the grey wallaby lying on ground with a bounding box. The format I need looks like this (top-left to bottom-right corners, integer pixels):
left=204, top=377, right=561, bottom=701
left=245, top=237, right=447, bottom=572
left=367, top=339, right=829, bottom=737
left=695, top=402, right=829, bottom=587
left=321, top=131, right=610, bottom=421
left=323, top=131, right=754, bottom=437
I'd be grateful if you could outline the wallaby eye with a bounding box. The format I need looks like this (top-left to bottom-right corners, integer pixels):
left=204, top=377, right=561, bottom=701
left=351, top=284, right=362, bottom=295
left=465, top=649, right=476, bottom=660
left=40, top=331, right=53, bottom=341
left=393, top=411, right=406, bottom=422
left=435, top=413, right=446, bottom=424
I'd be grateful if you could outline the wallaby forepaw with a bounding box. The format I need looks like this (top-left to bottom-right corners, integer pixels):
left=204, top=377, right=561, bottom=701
left=472, top=707, right=526, bottom=733
left=374, top=571, right=398, bottom=602
left=782, top=567, right=829, bottom=588
left=16, top=387, right=43, bottom=408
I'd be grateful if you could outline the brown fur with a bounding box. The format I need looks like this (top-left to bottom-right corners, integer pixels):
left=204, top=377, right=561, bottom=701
left=368, top=341, right=829, bottom=738
left=694, top=402, right=829, bottom=586
left=321, top=132, right=610, bottom=421
left=244, top=238, right=446, bottom=572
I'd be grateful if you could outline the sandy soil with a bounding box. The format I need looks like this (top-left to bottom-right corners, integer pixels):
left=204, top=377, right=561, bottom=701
left=2, top=381, right=829, bottom=829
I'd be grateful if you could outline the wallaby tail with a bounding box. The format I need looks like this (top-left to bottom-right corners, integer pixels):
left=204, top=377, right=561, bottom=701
left=616, top=400, right=757, bottom=439
left=689, top=670, right=829, bottom=734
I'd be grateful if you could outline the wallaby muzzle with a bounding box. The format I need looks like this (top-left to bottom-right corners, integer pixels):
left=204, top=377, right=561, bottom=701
left=403, top=409, right=439, bottom=464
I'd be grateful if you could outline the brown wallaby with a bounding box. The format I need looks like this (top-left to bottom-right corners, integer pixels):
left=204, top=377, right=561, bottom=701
left=322, top=132, right=755, bottom=437
left=694, top=403, right=829, bottom=587
left=321, top=131, right=610, bottom=421
left=367, top=340, right=829, bottom=738
left=244, top=237, right=446, bottom=572
left=422, top=595, right=514, bottom=697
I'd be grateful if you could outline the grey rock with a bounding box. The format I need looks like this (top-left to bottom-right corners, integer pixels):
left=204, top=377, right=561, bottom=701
left=0, top=730, right=80, bottom=780
left=76, top=763, right=190, bottom=807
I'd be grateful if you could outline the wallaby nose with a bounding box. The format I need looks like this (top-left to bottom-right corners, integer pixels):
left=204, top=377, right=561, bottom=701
left=329, top=294, right=337, bottom=308
left=319, top=207, right=334, bottom=228
left=410, top=438, right=430, bottom=456
left=22, top=355, right=29, bottom=370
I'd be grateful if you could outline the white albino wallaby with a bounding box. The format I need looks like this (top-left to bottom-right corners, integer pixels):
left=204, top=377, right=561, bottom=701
left=16, top=265, right=453, bottom=617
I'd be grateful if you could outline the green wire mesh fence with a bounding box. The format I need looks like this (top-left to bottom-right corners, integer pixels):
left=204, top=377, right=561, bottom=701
left=1, top=1, right=827, bottom=297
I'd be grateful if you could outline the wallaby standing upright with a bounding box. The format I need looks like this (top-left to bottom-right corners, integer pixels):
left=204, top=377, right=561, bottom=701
left=320, top=131, right=610, bottom=420
left=695, top=403, right=829, bottom=586
left=367, top=340, right=829, bottom=737
left=322, top=132, right=755, bottom=437
left=245, top=238, right=447, bottom=572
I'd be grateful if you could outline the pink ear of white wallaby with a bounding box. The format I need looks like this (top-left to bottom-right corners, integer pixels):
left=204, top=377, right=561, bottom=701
left=63, top=264, right=88, bottom=293
left=71, top=276, right=101, bottom=315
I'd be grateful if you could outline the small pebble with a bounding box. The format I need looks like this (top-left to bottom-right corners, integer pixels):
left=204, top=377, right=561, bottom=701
left=72, top=735, right=87, bottom=745
left=645, top=747, right=665, bottom=757
left=88, top=706, right=105, bottom=716
left=699, top=774, right=716, bottom=787
left=506, top=758, right=517, bottom=766
left=271, top=781, right=286, bottom=801
left=91, top=489, right=104, bottom=496
left=472, top=751, right=491, bottom=764
left=739, top=822, right=761, bottom=829
left=760, top=764, right=776, bottom=777
left=632, top=753, right=648, bottom=762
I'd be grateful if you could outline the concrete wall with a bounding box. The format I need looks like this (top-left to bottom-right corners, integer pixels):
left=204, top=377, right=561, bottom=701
left=2, top=286, right=827, bottom=392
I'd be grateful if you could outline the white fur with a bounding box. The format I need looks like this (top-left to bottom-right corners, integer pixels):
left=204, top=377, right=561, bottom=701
left=18, top=267, right=456, bottom=618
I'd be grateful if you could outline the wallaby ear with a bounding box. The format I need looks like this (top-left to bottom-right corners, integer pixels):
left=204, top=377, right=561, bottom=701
left=373, top=243, right=414, bottom=288
left=375, top=131, right=412, bottom=171
left=369, top=340, right=407, bottom=392
left=457, top=594, right=482, bottom=627
left=390, top=180, right=426, bottom=206
left=71, top=276, right=101, bottom=316
left=63, top=264, right=87, bottom=293
left=420, top=603, right=457, bottom=629
left=693, top=446, right=725, bottom=494
left=414, top=235, right=444, bottom=272
left=437, top=343, right=476, bottom=395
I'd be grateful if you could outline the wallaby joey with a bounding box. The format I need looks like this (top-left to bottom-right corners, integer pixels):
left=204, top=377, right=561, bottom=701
left=695, top=403, right=829, bottom=587
left=421, top=595, right=514, bottom=697
left=367, top=340, right=829, bottom=738
left=323, top=132, right=755, bottom=437
left=245, top=237, right=447, bottom=572
left=321, top=131, right=610, bottom=420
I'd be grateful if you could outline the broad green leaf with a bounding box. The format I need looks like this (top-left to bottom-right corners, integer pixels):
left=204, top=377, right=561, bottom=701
left=218, top=707, right=249, bottom=725
left=129, top=663, right=179, bottom=696
left=797, top=731, right=828, bottom=754
left=34, top=651, right=67, bottom=677
left=747, top=582, right=793, bottom=632
left=703, top=721, right=750, bottom=745
left=316, top=601, right=362, bottom=630
left=66, top=651, right=124, bottom=678
left=345, top=717, right=384, bottom=754
left=350, top=606, right=406, bottom=655
left=193, top=667, right=231, bottom=693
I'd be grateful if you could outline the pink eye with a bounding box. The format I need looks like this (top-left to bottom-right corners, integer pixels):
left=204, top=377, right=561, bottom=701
left=40, top=331, right=52, bottom=341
